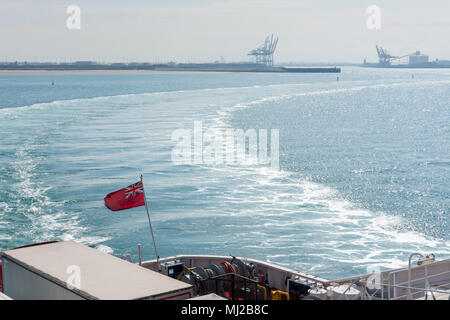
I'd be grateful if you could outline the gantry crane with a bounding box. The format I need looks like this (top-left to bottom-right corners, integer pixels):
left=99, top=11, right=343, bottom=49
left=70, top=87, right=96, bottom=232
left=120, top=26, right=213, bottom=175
left=248, top=35, right=279, bottom=66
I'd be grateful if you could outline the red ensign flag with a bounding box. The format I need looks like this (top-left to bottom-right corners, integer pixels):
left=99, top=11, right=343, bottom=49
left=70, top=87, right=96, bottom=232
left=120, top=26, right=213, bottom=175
left=104, top=180, right=145, bottom=211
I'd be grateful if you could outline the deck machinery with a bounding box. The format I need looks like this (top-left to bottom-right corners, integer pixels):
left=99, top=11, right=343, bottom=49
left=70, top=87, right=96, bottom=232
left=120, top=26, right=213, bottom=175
left=1, top=241, right=449, bottom=300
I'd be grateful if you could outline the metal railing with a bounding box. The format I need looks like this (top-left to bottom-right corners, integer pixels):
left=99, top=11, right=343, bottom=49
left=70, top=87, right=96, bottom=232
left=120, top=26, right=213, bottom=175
left=326, top=269, right=450, bottom=300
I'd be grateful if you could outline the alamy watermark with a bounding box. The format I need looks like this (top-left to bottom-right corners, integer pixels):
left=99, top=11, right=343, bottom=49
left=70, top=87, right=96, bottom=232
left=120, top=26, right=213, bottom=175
left=366, top=265, right=381, bottom=290
left=366, top=5, right=381, bottom=30
left=171, top=121, right=279, bottom=170
left=66, top=264, right=81, bottom=290
left=66, top=5, right=81, bottom=30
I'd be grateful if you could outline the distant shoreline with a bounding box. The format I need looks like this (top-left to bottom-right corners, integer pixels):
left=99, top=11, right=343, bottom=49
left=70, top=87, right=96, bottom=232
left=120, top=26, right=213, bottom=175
left=0, top=63, right=342, bottom=74
left=0, top=69, right=209, bottom=75
left=0, top=67, right=341, bottom=74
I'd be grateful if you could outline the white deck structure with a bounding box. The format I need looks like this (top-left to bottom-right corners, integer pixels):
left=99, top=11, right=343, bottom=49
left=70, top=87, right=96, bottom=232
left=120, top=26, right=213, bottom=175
left=1, top=241, right=193, bottom=300
left=1, top=241, right=448, bottom=300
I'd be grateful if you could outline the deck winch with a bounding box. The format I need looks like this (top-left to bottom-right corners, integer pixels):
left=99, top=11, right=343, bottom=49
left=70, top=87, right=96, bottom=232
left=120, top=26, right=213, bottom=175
left=158, top=257, right=326, bottom=300
left=160, top=257, right=269, bottom=299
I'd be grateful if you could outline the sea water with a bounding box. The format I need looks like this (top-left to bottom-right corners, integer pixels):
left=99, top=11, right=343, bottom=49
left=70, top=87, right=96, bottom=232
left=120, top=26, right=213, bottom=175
left=0, top=67, right=448, bottom=279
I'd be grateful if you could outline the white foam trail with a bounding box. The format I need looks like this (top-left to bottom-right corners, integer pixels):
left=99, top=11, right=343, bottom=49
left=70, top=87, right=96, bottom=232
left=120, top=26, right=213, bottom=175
left=195, top=78, right=450, bottom=273
left=0, top=81, right=322, bottom=116
left=212, top=79, right=450, bottom=128
left=3, top=137, right=110, bottom=247
left=3, top=78, right=448, bottom=117
left=96, top=244, right=114, bottom=254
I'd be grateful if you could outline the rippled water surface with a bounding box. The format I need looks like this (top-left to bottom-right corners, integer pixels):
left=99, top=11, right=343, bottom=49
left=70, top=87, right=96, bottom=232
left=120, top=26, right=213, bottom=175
left=0, top=68, right=448, bottom=279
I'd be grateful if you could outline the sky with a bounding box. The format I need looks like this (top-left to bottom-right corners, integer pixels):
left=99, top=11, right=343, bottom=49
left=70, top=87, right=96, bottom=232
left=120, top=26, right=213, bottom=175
left=1, top=0, right=450, bottom=63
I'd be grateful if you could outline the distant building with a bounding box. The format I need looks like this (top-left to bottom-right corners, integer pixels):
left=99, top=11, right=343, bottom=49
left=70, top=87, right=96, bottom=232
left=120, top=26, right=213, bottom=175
left=409, top=51, right=428, bottom=65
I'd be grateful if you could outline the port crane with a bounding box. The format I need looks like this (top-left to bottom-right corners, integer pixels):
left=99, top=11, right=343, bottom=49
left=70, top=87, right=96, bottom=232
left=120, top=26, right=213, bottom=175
left=375, top=45, right=398, bottom=65
left=376, top=45, right=424, bottom=66
left=248, top=35, right=279, bottom=66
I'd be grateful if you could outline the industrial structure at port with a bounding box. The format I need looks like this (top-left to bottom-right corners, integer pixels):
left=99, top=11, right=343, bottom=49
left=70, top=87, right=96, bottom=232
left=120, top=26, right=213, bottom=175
left=363, top=45, right=450, bottom=68
left=0, top=34, right=340, bottom=73
left=247, top=34, right=279, bottom=66
left=376, top=45, right=429, bottom=65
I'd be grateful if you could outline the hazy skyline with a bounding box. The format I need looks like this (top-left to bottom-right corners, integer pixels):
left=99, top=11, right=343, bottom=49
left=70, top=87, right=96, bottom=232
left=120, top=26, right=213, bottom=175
left=1, top=0, right=450, bottom=63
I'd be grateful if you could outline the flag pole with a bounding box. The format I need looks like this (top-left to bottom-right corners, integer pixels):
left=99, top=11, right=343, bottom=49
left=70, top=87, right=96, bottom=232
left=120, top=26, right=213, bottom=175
left=141, top=174, right=160, bottom=271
